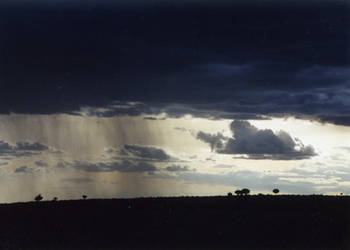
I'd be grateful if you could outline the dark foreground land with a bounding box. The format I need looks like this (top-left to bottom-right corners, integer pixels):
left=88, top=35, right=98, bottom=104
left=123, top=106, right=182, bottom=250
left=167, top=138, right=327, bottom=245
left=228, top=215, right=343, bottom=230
left=0, top=195, right=349, bottom=250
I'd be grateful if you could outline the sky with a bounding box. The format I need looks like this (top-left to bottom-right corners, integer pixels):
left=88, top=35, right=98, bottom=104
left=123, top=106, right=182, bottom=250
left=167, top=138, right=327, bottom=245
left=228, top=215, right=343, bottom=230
left=0, top=0, right=349, bottom=203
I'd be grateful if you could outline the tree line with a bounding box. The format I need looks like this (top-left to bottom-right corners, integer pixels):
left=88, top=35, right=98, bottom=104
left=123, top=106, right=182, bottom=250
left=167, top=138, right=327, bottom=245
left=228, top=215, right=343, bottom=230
left=227, top=188, right=280, bottom=196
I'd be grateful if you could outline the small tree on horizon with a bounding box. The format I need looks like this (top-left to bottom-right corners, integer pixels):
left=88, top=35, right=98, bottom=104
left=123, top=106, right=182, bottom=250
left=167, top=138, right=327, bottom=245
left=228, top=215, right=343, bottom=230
left=241, top=188, right=250, bottom=196
left=35, top=194, right=43, bottom=202
left=235, top=189, right=242, bottom=196
left=52, top=197, right=58, bottom=201
left=227, top=192, right=233, bottom=197
left=273, top=188, right=280, bottom=195
left=82, top=195, right=87, bottom=200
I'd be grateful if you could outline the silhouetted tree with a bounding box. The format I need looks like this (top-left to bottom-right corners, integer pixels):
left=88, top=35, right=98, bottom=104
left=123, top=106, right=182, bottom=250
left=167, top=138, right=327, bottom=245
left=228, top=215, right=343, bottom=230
left=273, top=188, right=279, bottom=195
left=227, top=192, right=233, bottom=197
left=52, top=197, right=58, bottom=201
left=82, top=195, right=87, bottom=200
left=241, top=188, right=250, bottom=195
left=235, top=189, right=242, bottom=196
left=35, top=194, right=43, bottom=202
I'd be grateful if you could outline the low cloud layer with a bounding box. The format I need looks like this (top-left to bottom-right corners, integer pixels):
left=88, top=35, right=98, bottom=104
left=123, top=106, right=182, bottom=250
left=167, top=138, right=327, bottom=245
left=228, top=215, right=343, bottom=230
left=198, top=120, right=316, bottom=160
left=123, top=145, right=172, bottom=161
left=14, top=165, right=30, bottom=173
left=0, top=140, right=49, bottom=158
left=15, top=142, right=49, bottom=151
left=73, top=160, right=157, bottom=173
left=35, top=160, right=49, bottom=167
left=62, top=178, right=95, bottom=184
left=166, top=165, right=191, bottom=172
left=174, top=169, right=343, bottom=194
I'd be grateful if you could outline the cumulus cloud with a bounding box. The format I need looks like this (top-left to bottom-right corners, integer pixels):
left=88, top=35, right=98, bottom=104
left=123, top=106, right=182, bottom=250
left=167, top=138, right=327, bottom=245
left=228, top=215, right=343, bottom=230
left=73, top=160, right=157, bottom=173
left=196, top=131, right=227, bottom=152
left=198, top=120, right=316, bottom=160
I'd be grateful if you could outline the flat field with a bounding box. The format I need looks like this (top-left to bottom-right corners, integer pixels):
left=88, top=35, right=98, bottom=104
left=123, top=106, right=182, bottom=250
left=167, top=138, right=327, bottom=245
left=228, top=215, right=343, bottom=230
left=0, top=195, right=349, bottom=249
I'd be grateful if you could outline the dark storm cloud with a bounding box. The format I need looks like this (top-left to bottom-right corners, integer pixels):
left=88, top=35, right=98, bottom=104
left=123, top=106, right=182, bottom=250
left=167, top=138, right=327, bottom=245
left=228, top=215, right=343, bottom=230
left=65, top=64, right=350, bottom=124
left=317, top=115, right=350, bottom=126
left=0, top=140, right=49, bottom=158
left=75, top=101, right=272, bottom=121
left=73, top=160, right=157, bottom=173
left=0, top=1, right=348, bottom=125
left=156, top=64, right=350, bottom=123
left=216, top=113, right=270, bottom=121
left=71, top=102, right=158, bottom=117
left=197, top=120, right=316, bottom=160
